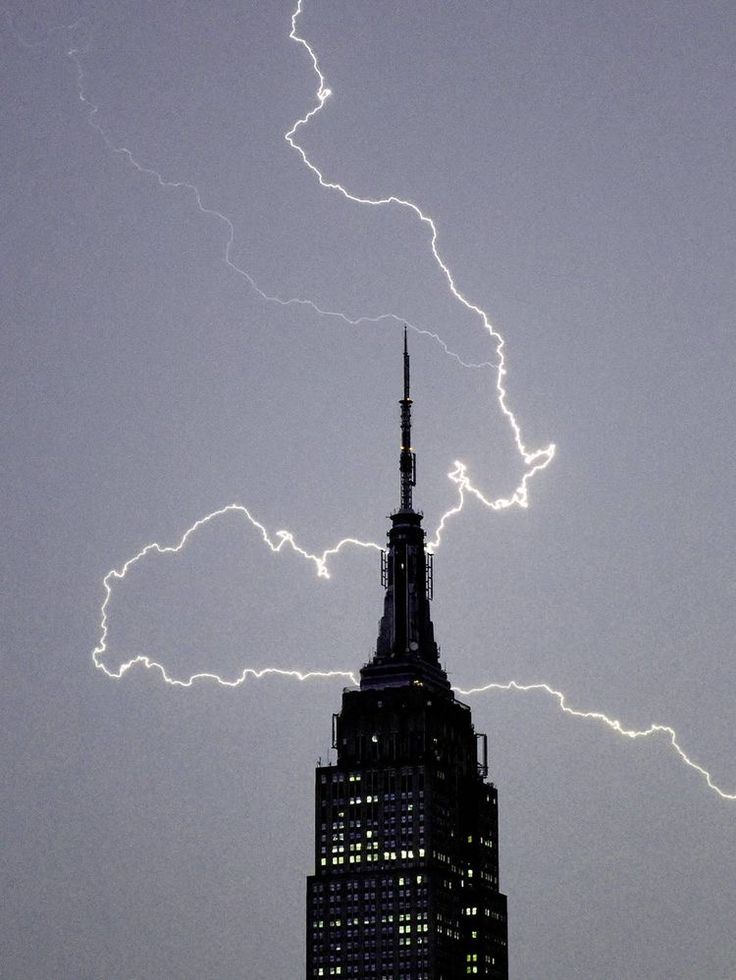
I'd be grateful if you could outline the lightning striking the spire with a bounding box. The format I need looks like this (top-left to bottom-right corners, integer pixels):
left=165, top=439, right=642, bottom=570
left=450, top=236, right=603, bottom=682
left=96, top=540, right=736, bottom=803
left=89, top=363, right=733, bottom=805
left=285, top=0, right=555, bottom=528
left=6, top=4, right=729, bottom=811
left=53, top=0, right=553, bottom=544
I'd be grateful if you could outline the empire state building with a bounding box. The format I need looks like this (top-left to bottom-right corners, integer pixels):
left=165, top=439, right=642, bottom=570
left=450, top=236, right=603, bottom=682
left=306, top=331, right=508, bottom=979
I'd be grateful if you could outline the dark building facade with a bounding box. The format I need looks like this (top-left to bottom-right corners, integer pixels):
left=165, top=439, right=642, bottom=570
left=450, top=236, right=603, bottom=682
left=306, top=332, right=508, bottom=979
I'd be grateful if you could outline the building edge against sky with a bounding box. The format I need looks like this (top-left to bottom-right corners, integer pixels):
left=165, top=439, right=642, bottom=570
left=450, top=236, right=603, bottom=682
left=306, top=330, right=508, bottom=978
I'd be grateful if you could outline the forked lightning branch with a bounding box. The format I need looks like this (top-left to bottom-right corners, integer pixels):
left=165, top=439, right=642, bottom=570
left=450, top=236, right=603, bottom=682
left=6, top=2, right=729, bottom=804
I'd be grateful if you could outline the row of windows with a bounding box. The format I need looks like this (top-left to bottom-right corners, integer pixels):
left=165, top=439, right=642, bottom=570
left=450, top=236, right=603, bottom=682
left=313, top=941, right=430, bottom=958
left=314, top=968, right=430, bottom=979
left=319, top=810, right=424, bottom=829
left=313, top=874, right=427, bottom=893
left=312, top=909, right=429, bottom=928
left=319, top=796, right=425, bottom=813
left=322, top=827, right=424, bottom=850
left=320, top=846, right=427, bottom=868
left=321, top=770, right=425, bottom=792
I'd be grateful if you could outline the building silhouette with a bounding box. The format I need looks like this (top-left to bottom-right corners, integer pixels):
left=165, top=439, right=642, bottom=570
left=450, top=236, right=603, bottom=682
left=307, top=331, right=508, bottom=979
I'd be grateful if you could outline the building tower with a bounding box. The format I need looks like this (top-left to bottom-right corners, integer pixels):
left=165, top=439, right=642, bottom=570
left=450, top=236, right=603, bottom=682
left=306, top=330, right=508, bottom=979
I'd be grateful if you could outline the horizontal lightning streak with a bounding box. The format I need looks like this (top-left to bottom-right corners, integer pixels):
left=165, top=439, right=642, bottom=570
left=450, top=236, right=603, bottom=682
left=92, top=503, right=380, bottom=680
left=95, top=587, right=736, bottom=801
left=16, top=3, right=721, bottom=808
left=91, top=499, right=733, bottom=805
left=109, top=662, right=359, bottom=690
left=456, top=679, right=736, bottom=802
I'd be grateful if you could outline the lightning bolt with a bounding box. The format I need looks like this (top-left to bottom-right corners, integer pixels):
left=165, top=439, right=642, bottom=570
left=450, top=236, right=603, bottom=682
left=92, top=502, right=381, bottom=680
left=455, top=679, right=736, bottom=803
left=53, top=0, right=554, bottom=538
left=91, top=504, right=734, bottom=804
left=286, top=0, right=555, bottom=533
left=58, top=19, right=500, bottom=381
left=11, top=6, right=728, bottom=809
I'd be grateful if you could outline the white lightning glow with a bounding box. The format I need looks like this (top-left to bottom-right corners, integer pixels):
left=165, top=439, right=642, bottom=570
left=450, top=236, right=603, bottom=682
left=9, top=4, right=729, bottom=811
left=95, top=557, right=736, bottom=802
left=429, top=459, right=556, bottom=549
left=78, top=72, right=491, bottom=371
left=91, top=501, right=735, bottom=804
left=92, top=502, right=380, bottom=679
left=60, top=24, right=500, bottom=381
left=285, top=0, right=555, bottom=534
left=51, top=0, right=554, bottom=544
left=455, top=679, right=736, bottom=802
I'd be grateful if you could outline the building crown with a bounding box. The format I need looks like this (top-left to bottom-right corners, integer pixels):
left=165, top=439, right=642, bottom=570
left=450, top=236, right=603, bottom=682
left=360, top=328, right=452, bottom=695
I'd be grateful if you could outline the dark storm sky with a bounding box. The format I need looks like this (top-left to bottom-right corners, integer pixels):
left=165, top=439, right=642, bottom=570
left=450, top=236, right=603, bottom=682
left=2, top=1, right=735, bottom=977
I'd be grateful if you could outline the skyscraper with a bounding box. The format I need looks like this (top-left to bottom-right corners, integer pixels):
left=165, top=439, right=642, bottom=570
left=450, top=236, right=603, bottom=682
left=306, top=331, right=508, bottom=979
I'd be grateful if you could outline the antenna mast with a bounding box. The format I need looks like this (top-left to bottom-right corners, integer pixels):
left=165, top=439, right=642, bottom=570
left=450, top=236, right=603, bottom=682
left=399, top=326, right=416, bottom=511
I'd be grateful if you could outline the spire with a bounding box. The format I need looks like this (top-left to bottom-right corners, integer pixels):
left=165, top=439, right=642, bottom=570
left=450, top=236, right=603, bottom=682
left=399, top=325, right=416, bottom=512
left=360, top=328, right=451, bottom=695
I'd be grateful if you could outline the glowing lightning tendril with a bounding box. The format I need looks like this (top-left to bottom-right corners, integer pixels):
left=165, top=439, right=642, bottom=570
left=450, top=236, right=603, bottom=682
left=5, top=6, right=730, bottom=806
left=90, top=502, right=736, bottom=804
left=92, top=502, right=380, bottom=683
left=56, top=0, right=554, bottom=547
left=286, top=0, right=555, bottom=544
left=457, top=681, right=736, bottom=802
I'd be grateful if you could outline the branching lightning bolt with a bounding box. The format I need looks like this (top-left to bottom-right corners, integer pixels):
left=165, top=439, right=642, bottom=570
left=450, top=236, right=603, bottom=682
left=92, top=502, right=379, bottom=681
left=8, top=5, right=730, bottom=809
left=54, top=0, right=554, bottom=545
left=91, top=503, right=735, bottom=804
left=455, top=680, right=736, bottom=803
left=286, top=0, right=555, bottom=538
left=60, top=20, right=501, bottom=384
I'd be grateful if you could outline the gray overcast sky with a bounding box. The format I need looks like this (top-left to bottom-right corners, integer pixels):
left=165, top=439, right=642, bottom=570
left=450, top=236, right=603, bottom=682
left=2, top=1, right=735, bottom=977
